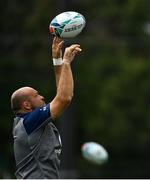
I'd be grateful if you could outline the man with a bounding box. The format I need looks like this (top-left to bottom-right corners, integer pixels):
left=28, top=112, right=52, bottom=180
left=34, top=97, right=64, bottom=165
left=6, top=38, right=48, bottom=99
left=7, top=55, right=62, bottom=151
left=11, top=37, right=82, bottom=179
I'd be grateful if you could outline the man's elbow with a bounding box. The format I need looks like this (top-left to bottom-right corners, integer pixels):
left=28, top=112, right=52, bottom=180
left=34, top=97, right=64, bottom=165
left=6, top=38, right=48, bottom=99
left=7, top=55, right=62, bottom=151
left=54, top=95, right=73, bottom=119
left=50, top=93, right=74, bottom=119
left=62, top=93, right=73, bottom=105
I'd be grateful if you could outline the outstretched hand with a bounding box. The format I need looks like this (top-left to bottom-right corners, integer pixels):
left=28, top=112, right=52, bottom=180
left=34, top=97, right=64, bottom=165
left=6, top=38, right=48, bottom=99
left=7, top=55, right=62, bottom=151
left=52, top=37, right=64, bottom=58
left=63, top=44, right=82, bottom=64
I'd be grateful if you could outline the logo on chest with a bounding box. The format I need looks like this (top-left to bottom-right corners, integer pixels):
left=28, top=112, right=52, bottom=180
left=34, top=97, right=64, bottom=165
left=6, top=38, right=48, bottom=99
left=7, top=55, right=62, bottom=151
left=55, top=149, right=61, bottom=156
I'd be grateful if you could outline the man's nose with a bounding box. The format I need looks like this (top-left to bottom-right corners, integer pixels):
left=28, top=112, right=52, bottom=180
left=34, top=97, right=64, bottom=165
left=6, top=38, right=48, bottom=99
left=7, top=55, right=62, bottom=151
left=41, top=95, right=45, bottom=101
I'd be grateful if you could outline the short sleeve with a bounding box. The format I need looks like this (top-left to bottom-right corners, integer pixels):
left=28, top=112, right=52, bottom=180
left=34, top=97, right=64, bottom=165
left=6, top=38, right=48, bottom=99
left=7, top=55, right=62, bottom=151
left=23, top=104, right=51, bottom=135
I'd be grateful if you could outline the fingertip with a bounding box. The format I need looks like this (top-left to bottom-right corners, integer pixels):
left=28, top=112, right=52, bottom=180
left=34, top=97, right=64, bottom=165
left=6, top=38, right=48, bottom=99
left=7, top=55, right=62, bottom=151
left=53, top=36, right=57, bottom=42
left=75, top=47, right=82, bottom=51
left=59, top=40, right=64, bottom=47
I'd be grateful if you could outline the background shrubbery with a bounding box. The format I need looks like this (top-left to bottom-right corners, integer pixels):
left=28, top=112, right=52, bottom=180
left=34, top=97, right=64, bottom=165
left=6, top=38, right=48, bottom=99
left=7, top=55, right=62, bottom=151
left=0, top=0, right=150, bottom=178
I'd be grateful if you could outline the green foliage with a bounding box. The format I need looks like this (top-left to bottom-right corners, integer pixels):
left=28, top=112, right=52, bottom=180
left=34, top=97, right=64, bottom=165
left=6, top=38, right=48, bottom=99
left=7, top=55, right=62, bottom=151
left=77, top=54, right=150, bottom=154
left=1, top=0, right=150, bottom=178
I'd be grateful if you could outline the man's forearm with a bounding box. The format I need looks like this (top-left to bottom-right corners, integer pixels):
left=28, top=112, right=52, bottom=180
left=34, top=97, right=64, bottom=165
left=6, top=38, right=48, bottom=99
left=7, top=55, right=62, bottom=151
left=54, top=66, right=62, bottom=88
left=56, top=62, right=74, bottom=102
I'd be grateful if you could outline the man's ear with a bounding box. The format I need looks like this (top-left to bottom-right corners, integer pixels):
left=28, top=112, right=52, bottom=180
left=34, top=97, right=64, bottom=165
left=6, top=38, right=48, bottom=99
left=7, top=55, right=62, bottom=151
left=22, top=101, right=31, bottom=110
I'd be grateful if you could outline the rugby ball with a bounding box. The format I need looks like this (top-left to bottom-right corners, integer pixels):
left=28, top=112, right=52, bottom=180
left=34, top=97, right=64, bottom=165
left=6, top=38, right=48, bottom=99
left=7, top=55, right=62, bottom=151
left=81, top=142, right=108, bottom=165
left=49, top=11, right=86, bottom=38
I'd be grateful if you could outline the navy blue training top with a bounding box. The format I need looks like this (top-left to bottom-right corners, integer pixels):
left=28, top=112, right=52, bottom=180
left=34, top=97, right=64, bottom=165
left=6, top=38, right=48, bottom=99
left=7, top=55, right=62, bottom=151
left=17, top=104, right=50, bottom=135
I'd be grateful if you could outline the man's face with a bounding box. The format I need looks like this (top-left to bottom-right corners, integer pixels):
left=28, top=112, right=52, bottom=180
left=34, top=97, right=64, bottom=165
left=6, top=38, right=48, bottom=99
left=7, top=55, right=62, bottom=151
left=27, top=88, right=46, bottom=109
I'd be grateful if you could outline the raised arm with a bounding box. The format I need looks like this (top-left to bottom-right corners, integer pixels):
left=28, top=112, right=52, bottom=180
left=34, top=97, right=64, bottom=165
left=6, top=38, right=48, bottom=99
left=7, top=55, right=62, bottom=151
left=50, top=44, right=82, bottom=119
left=52, top=37, right=64, bottom=88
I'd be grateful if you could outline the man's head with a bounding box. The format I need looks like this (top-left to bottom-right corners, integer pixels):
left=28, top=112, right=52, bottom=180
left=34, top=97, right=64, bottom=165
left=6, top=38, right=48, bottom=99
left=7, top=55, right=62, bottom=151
left=11, top=87, right=46, bottom=115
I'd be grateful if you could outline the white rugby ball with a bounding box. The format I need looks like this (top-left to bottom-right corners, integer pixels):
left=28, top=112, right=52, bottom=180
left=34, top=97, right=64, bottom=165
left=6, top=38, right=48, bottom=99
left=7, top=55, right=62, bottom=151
left=49, top=11, right=86, bottom=38
left=81, top=142, right=108, bottom=165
